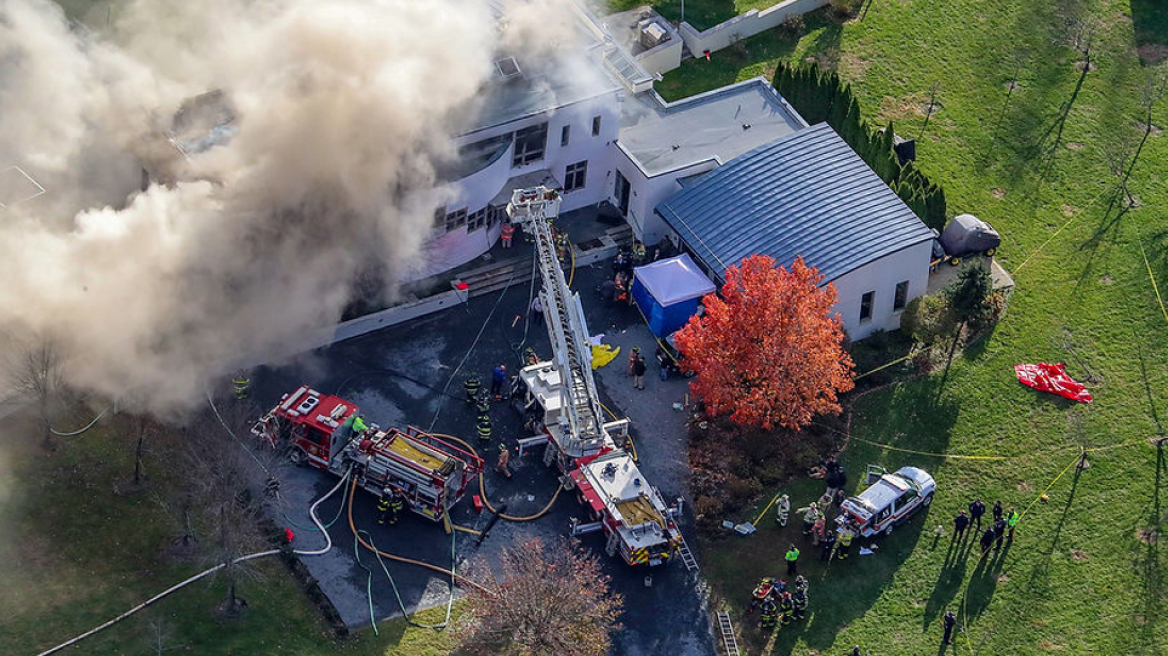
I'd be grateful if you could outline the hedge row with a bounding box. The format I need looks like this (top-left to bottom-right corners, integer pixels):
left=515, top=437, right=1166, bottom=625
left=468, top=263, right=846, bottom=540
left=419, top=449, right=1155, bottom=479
left=773, top=61, right=948, bottom=232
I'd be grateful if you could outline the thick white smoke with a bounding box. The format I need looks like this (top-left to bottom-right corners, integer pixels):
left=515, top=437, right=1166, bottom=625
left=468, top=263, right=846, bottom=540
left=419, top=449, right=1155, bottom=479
left=0, top=0, right=585, bottom=415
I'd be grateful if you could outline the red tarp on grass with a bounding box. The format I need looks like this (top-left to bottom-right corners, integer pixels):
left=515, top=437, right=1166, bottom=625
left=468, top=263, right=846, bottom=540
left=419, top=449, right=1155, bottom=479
left=1014, top=363, right=1092, bottom=403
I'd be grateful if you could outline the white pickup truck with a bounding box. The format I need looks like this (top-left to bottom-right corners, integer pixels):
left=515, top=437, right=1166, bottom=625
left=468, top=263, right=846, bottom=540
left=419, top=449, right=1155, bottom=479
left=836, top=466, right=936, bottom=538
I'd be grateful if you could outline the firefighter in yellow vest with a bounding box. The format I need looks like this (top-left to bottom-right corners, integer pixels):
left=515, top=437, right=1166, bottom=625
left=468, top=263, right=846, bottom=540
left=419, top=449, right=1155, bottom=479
left=352, top=415, right=369, bottom=436
left=837, top=523, right=856, bottom=559
left=232, top=371, right=250, bottom=400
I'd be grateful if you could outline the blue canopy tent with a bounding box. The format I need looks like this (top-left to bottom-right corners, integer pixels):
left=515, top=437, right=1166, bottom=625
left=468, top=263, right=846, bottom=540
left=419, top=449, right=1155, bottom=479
left=631, top=254, right=717, bottom=338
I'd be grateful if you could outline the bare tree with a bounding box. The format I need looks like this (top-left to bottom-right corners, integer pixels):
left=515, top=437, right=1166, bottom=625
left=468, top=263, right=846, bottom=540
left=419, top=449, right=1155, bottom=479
left=2, top=331, right=67, bottom=450
left=458, top=537, right=623, bottom=656
left=180, top=410, right=272, bottom=616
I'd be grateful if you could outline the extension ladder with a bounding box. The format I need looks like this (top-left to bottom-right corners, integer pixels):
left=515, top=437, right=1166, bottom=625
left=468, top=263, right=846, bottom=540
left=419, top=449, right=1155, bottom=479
left=716, top=611, right=740, bottom=656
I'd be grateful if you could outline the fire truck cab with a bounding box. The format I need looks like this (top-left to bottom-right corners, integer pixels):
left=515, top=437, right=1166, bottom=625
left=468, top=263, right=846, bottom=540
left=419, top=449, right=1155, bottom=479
left=570, top=451, right=682, bottom=566
left=253, top=385, right=483, bottom=521
left=837, top=466, right=936, bottom=538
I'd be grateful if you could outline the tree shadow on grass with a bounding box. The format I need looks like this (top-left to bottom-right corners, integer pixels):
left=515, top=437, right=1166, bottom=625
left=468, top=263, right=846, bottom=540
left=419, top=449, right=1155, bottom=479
left=1130, top=443, right=1165, bottom=654
left=1131, top=0, right=1168, bottom=56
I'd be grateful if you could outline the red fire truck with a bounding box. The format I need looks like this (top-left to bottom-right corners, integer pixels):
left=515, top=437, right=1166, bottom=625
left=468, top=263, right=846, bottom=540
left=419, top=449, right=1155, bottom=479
left=252, top=385, right=483, bottom=521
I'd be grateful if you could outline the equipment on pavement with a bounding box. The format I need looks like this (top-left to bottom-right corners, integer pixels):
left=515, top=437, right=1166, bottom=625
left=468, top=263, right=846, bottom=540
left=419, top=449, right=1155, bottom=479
left=253, top=386, right=483, bottom=522
left=837, top=466, right=936, bottom=538
left=507, top=186, right=684, bottom=567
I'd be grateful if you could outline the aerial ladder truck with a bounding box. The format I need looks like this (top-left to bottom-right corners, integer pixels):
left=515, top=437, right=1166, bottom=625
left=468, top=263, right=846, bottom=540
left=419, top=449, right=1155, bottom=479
left=507, top=187, right=684, bottom=566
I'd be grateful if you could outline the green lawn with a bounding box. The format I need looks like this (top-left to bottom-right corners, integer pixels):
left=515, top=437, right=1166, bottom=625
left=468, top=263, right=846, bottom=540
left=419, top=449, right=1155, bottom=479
left=0, top=413, right=461, bottom=655
left=672, top=0, right=1168, bottom=654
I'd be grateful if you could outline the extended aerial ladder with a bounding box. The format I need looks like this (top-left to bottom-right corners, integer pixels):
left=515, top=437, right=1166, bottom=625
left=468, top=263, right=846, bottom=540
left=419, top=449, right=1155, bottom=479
left=507, top=187, right=683, bottom=566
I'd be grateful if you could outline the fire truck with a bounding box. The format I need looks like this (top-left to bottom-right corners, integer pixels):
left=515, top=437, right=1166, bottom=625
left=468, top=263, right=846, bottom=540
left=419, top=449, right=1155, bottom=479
left=252, top=385, right=483, bottom=521
left=507, top=187, right=684, bottom=566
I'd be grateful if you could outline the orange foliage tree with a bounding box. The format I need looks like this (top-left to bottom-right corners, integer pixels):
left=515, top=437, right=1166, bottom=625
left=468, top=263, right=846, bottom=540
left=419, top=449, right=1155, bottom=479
left=674, top=254, right=854, bottom=430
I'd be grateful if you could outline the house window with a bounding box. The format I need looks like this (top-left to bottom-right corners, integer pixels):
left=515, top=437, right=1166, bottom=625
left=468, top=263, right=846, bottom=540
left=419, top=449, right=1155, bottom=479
left=468, top=208, right=487, bottom=231
left=487, top=204, right=505, bottom=226
left=561, top=125, right=570, bottom=147
left=513, top=122, right=548, bottom=167
left=859, top=291, right=875, bottom=322
left=444, top=207, right=467, bottom=232
left=564, top=160, right=588, bottom=192
left=592, top=115, right=602, bottom=137
left=893, top=281, right=909, bottom=311
left=433, top=206, right=446, bottom=229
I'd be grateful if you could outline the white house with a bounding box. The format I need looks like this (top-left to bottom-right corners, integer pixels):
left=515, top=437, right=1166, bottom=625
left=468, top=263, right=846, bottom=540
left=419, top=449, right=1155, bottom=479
left=653, top=123, right=935, bottom=339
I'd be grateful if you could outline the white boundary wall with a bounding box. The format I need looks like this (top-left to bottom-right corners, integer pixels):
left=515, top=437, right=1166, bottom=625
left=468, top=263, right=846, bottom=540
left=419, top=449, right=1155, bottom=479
left=676, top=0, right=828, bottom=63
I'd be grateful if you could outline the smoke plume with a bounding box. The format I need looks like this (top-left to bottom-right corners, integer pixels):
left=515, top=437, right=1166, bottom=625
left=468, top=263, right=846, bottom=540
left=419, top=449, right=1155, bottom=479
left=0, top=0, right=585, bottom=415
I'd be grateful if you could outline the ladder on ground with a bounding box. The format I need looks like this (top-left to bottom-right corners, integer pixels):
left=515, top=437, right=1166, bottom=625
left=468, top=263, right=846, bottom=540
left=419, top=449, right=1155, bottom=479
left=676, top=532, right=699, bottom=572
left=716, top=611, right=740, bottom=656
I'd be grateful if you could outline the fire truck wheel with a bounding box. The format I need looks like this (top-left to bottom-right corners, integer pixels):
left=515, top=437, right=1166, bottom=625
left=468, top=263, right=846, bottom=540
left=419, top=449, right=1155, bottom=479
left=288, top=448, right=307, bottom=466
left=883, top=522, right=894, bottom=537
left=923, top=493, right=933, bottom=507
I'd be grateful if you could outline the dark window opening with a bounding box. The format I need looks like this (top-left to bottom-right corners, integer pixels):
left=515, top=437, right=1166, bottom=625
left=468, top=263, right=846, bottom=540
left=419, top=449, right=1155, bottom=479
left=592, top=115, right=602, bottom=137
left=893, top=280, right=909, bottom=311
left=468, top=208, right=487, bottom=231
left=444, top=207, right=467, bottom=233
left=860, top=291, right=874, bottom=322
left=513, top=122, right=548, bottom=167
left=561, top=125, right=571, bottom=147
left=564, top=160, right=588, bottom=192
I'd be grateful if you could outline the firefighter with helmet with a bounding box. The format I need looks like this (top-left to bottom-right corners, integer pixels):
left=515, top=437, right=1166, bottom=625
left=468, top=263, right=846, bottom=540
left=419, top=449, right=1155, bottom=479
left=463, top=375, right=482, bottom=405
left=476, top=413, right=492, bottom=444
left=775, top=493, right=791, bottom=526
left=378, top=489, right=404, bottom=525
left=232, top=371, right=251, bottom=400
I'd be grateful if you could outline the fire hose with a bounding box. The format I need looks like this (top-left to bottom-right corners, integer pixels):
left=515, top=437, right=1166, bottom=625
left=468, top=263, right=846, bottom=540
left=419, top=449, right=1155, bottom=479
left=35, top=467, right=355, bottom=656
left=433, top=433, right=563, bottom=522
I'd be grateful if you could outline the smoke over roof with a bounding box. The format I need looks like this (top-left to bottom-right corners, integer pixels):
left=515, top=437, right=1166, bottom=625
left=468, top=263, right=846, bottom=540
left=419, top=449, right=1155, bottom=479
left=0, top=0, right=587, bottom=415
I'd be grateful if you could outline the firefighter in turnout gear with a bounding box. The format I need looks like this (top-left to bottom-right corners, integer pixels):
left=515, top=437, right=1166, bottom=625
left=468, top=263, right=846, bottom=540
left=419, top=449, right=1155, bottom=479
left=476, top=414, right=492, bottom=444
left=798, top=501, right=822, bottom=535
left=524, top=347, right=540, bottom=366
left=775, top=493, right=791, bottom=526
left=792, top=577, right=809, bottom=619
left=778, top=591, right=795, bottom=625
left=475, top=392, right=491, bottom=420
left=463, top=376, right=482, bottom=405
left=232, top=372, right=250, bottom=400
left=759, top=597, right=778, bottom=629
left=377, top=491, right=404, bottom=525
left=838, top=523, right=856, bottom=559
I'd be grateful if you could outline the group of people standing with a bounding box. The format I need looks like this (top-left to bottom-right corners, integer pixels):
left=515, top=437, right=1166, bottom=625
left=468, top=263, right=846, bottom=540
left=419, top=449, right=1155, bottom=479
left=774, top=457, right=855, bottom=562
left=952, top=497, right=1019, bottom=555
left=464, top=364, right=514, bottom=478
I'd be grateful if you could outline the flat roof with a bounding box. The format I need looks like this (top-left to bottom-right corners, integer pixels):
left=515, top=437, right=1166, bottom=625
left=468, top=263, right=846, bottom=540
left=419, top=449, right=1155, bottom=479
left=618, top=78, right=807, bottom=177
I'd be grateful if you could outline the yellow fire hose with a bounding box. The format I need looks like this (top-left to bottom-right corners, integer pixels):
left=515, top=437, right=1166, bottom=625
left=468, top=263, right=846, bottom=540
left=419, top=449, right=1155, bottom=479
left=434, top=433, right=563, bottom=521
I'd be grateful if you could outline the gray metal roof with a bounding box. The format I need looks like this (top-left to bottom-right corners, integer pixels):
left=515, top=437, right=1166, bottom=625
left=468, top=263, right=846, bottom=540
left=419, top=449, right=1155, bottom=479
left=618, top=78, right=806, bottom=177
left=655, top=123, right=934, bottom=282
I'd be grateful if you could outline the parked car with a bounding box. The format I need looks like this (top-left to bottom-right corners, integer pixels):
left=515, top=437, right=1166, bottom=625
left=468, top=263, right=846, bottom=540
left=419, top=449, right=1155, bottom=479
left=836, top=466, right=936, bottom=537
left=935, top=214, right=1001, bottom=266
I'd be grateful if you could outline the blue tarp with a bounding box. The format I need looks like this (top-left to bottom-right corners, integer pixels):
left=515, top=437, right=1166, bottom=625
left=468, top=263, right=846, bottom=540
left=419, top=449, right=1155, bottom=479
left=631, top=254, right=716, bottom=338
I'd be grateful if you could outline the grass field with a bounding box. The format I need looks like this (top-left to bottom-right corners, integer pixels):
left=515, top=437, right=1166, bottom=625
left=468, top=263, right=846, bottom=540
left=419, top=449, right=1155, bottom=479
left=661, top=0, right=1168, bottom=654
left=0, top=412, right=462, bottom=655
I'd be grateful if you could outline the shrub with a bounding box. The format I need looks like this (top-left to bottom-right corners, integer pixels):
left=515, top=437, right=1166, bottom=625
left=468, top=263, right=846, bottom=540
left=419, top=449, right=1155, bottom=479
left=901, top=294, right=957, bottom=346
left=828, top=0, right=863, bottom=18
left=777, top=13, right=805, bottom=37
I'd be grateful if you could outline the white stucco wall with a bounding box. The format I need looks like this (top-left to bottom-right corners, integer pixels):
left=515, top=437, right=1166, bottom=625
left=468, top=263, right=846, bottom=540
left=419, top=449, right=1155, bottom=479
left=411, top=90, right=623, bottom=279
left=677, top=0, right=828, bottom=56
left=613, top=146, right=717, bottom=246
left=828, top=240, right=933, bottom=340
left=635, top=32, right=683, bottom=75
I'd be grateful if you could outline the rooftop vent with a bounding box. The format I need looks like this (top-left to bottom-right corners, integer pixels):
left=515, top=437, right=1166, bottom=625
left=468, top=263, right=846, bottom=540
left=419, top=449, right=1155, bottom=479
left=494, top=56, right=523, bottom=81
left=639, top=20, right=669, bottom=49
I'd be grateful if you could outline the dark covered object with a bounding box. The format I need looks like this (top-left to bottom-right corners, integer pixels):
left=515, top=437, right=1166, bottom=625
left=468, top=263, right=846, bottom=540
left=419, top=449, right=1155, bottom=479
left=939, top=214, right=1000, bottom=257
